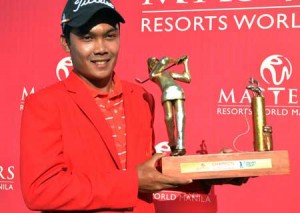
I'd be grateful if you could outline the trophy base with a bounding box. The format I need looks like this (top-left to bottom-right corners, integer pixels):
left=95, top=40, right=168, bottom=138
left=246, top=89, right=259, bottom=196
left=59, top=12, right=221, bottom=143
left=162, top=150, right=290, bottom=179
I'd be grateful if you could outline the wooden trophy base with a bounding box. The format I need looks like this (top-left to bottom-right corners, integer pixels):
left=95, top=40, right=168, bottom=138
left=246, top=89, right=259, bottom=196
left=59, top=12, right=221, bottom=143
left=162, top=150, right=290, bottom=179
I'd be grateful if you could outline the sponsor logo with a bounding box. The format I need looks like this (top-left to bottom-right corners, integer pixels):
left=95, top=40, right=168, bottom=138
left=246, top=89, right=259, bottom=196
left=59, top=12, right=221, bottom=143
left=20, top=57, right=72, bottom=111
left=20, top=87, right=35, bottom=111
left=73, top=0, right=114, bottom=13
left=141, top=0, right=300, bottom=32
left=261, top=54, right=292, bottom=86
left=155, top=141, right=171, bottom=153
left=0, top=165, right=15, bottom=191
left=217, top=54, right=299, bottom=116
left=56, top=57, right=73, bottom=81
left=143, top=0, right=294, bottom=5
left=153, top=191, right=212, bottom=202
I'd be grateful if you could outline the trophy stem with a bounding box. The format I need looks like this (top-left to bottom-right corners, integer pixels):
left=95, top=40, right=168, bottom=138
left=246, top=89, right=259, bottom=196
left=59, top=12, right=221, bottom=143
left=252, top=96, right=267, bottom=151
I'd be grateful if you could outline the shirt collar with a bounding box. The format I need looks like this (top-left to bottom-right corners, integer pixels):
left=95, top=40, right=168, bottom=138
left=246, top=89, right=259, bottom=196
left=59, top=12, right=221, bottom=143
left=73, top=71, right=123, bottom=99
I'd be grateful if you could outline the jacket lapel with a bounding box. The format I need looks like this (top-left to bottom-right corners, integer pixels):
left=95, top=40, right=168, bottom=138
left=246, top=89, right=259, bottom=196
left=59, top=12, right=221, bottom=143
left=122, top=85, right=139, bottom=169
left=63, top=72, right=122, bottom=169
left=123, top=83, right=154, bottom=168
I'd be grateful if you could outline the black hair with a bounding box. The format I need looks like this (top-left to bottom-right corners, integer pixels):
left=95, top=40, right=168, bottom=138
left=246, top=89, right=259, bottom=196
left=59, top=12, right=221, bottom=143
left=62, top=25, right=72, bottom=45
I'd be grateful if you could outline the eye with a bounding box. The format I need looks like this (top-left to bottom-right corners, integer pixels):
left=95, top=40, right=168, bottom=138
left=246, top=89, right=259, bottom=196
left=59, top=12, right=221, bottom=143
left=81, top=34, right=92, bottom=41
left=105, top=33, right=115, bottom=40
left=105, top=31, right=119, bottom=40
left=106, top=34, right=115, bottom=39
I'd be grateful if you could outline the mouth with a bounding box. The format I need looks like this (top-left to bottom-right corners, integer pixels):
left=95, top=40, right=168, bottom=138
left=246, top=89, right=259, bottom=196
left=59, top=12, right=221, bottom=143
left=91, top=58, right=110, bottom=66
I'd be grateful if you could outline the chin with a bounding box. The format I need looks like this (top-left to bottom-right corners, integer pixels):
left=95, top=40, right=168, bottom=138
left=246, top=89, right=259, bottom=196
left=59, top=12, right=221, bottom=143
left=94, top=71, right=113, bottom=80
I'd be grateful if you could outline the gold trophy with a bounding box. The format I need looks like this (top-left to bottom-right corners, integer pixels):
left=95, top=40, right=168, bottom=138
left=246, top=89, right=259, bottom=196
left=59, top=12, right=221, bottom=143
left=137, top=60, right=289, bottom=179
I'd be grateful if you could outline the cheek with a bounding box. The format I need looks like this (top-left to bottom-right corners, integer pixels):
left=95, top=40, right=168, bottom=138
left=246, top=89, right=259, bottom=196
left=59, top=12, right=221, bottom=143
left=70, top=46, right=90, bottom=64
left=109, top=40, right=120, bottom=55
left=111, top=48, right=119, bottom=65
left=69, top=51, right=85, bottom=71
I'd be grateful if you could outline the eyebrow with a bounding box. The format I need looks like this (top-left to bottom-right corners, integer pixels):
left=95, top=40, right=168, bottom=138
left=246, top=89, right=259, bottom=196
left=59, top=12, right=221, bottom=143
left=103, top=27, right=119, bottom=34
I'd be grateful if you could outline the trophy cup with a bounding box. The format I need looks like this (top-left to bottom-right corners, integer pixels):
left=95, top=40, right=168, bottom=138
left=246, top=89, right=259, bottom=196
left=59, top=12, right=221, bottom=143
left=137, top=60, right=290, bottom=179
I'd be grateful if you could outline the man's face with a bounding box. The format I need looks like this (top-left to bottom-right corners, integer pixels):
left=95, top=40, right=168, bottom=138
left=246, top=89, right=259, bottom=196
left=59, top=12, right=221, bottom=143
left=67, top=22, right=120, bottom=88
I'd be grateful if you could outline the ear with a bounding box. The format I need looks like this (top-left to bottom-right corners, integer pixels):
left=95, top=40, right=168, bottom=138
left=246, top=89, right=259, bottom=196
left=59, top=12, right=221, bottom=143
left=60, top=35, right=70, bottom=52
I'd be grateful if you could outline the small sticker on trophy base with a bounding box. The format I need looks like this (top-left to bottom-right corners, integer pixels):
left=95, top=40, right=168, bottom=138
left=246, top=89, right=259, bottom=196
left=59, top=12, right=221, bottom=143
left=180, top=159, right=272, bottom=173
left=162, top=150, right=290, bottom=179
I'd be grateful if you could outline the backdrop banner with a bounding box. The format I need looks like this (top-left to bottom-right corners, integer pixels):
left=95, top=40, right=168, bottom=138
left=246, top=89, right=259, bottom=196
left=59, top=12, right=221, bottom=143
left=1, top=1, right=299, bottom=212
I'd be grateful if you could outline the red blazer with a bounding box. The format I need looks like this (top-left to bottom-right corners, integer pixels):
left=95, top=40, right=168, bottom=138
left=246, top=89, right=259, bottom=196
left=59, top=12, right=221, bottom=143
left=20, top=72, right=156, bottom=213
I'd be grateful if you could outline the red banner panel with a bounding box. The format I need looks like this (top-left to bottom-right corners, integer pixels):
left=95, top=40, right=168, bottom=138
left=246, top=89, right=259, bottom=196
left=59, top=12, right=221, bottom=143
left=1, top=0, right=299, bottom=212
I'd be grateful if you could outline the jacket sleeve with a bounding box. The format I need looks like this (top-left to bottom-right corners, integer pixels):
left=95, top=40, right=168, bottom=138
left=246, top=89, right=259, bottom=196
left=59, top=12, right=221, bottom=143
left=20, top=93, right=140, bottom=211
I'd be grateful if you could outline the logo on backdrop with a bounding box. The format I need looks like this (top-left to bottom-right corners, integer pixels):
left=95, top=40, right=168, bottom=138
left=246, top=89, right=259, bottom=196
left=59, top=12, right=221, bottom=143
left=260, top=54, right=292, bottom=86
left=141, top=0, right=300, bottom=32
left=153, top=191, right=212, bottom=203
left=0, top=165, right=15, bottom=191
left=19, top=57, right=72, bottom=111
left=20, top=87, right=35, bottom=111
left=155, top=141, right=171, bottom=153
left=56, top=57, right=72, bottom=81
left=217, top=54, right=299, bottom=117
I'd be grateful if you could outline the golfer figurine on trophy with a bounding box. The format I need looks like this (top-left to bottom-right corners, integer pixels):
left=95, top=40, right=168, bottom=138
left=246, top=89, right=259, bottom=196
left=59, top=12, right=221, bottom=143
left=136, top=55, right=191, bottom=156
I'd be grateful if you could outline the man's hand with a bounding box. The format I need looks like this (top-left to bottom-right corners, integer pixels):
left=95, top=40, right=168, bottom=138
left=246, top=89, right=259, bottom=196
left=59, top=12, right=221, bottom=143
left=137, top=153, right=193, bottom=193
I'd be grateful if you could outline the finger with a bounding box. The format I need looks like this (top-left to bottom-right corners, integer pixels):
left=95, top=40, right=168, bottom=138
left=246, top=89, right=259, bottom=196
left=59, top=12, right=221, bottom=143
left=230, top=177, right=249, bottom=185
left=152, top=152, right=167, bottom=161
left=161, top=173, right=193, bottom=185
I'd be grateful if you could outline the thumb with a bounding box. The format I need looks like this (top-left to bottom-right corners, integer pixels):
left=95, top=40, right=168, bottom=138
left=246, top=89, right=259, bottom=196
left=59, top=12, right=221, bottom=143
left=147, top=152, right=167, bottom=166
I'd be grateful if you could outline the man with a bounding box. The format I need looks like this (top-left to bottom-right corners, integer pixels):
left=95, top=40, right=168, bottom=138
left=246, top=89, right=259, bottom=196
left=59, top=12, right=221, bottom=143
left=147, top=55, right=191, bottom=156
left=20, top=0, right=192, bottom=212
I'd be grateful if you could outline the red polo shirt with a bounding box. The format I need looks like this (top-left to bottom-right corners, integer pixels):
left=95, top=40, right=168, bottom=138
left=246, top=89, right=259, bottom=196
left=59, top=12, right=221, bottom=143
left=79, top=73, right=127, bottom=170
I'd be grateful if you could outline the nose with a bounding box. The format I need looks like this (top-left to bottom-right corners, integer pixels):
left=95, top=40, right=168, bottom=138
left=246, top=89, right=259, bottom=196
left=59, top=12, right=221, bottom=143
left=93, top=38, right=107, bottom=55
